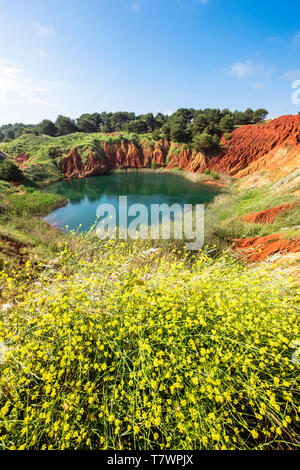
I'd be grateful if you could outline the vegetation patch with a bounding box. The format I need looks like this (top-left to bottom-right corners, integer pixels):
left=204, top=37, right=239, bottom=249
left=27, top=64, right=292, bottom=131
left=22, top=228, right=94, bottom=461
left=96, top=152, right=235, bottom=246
left=0, top=238, right=299, bottom=450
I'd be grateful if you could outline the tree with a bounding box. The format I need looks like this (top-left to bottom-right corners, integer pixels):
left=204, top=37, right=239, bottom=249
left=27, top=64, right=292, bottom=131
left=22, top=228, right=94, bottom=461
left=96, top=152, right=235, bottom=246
left=219, top=114, right=235, bottom=133
left=253, top=109, right=268, bottom=123
left=4, top=129, right=15, bottom=141
left=55, top=115, right=78, bottom=135
left=39, top=119, right=57, bottom=136
left=170, top=123, right=188, bottom=142
left=244, top=108, right=254, bottom=124
left=192, top=113, right=208, bottom=136
left=233, top=111, right=247, bottom=125
left=154, top=113, right=167, bottom=128
left=109, top=112, right=135, bottom=131
left=204, top=123, right=222, bottom=137
left=76, top=113, right=103, bottom=133
left=193, top=132, right=220, bottom=156
left=126, top=119, right=148, bottom=133
left=161, top=123, right=171, bottom=140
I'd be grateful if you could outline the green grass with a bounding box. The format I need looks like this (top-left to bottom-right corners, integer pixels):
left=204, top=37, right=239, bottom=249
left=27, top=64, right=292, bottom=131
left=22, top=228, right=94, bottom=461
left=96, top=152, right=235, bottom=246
left=205, top=184, right=300, bottom=247
left=1, top=191, right=65, bottom=217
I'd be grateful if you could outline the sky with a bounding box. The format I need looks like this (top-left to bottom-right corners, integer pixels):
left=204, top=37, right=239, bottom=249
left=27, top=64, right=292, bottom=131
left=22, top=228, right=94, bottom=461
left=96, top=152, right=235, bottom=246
left=0, top=0, right=300, bottom=125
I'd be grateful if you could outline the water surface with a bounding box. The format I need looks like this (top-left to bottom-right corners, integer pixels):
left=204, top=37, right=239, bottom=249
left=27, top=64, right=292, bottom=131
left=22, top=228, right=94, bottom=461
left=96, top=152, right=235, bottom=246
left=45, top=172, right=219, bottom=232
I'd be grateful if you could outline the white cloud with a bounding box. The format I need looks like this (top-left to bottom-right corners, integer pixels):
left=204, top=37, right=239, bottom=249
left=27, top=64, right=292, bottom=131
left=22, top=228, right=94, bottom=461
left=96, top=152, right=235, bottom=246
left=229, top=60, right=273, bottom=80
left=32, top=22, right=56, bottom=37
left=230, top=60, right=260, bottom=79
left=36, top=48, right=47, bottom=58
left=284, top=69, right=300, bottom=81
left=0, top=58, right=60, bottom=107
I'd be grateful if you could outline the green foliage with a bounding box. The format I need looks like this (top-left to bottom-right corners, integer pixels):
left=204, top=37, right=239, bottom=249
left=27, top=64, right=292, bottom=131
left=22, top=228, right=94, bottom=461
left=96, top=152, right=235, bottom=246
left=23, top=161, right=62, bottom=185
left=223, top=132, right=232, bottom=140
left=193, top=133, right=220, bottom=156
left=38, top=119, right=57, bottom=137
left=0, top=108, right=269, bottom=144
left=253, top=109, right=269, bottom=123
left=0, top=159, right=22, bottom=181
left=2, top=190, right=64, bottom=217
left=76, top=113, right=102, bottom=133
left=203, top=168, right=220, bottom=180
left=55, top=115, right=78, bottom=136
left=0, top=237, right=299, bottom=450
left=219, top=115, right=235, bottom=133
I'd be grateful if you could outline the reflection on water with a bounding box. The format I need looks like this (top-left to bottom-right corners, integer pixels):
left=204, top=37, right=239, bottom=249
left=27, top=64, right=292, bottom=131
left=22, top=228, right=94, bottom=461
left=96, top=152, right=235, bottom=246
left=45, top=172, right=219, bottom=232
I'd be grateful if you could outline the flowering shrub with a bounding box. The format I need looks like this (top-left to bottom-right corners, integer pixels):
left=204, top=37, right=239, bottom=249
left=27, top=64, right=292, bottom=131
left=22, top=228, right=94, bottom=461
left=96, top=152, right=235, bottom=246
left=0, top=238, right=299, bottom=450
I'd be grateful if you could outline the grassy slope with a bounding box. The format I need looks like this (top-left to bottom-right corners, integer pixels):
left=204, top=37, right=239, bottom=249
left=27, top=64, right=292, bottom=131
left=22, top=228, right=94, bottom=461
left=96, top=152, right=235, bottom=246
left=0, top=132, right=201, bottom=185
left=0, top=182, right=68, bottom=271
left=205, top=183, right=300, bottom=248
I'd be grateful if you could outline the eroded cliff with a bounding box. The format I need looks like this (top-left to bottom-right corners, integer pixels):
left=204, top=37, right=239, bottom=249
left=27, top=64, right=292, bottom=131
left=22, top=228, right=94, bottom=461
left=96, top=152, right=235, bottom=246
left=53, top=114, right=299, bottom=181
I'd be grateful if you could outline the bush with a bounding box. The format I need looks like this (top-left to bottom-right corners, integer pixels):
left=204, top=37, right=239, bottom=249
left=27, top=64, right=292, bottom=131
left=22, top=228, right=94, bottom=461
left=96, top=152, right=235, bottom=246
left=193, top=133, right=220, bottom=156
left=203, top=168, right=220, bottom=180
left=0, top=159, right=22, bottom=181
left=0, top=239, right=299, bottom=450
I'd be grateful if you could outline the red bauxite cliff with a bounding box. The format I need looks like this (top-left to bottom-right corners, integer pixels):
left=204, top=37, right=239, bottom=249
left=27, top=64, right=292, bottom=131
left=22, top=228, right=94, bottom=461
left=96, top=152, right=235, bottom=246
left=208, top=114, right=300, bottom=179
left=57, top=114, right=299, bottom=179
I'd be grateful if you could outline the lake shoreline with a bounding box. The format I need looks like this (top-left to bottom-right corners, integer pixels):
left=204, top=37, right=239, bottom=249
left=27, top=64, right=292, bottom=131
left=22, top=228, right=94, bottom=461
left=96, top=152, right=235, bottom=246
left=108, top=167, right=229, bottom=188
left=44, top=171, right=223, bottom=233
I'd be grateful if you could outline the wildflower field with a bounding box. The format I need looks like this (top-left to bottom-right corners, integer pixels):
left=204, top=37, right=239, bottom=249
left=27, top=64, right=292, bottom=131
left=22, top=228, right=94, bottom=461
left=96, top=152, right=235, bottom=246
left=0, top=236, right=299, bottom=450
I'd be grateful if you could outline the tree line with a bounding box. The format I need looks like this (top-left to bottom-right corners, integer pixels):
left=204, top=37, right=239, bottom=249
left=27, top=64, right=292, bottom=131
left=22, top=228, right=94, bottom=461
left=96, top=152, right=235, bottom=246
left=0, top=108, right=268, bottom=156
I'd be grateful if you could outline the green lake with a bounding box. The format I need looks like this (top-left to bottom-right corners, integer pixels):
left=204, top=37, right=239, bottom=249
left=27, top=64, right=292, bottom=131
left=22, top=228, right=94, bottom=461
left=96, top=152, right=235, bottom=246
left=45, top=172, right=219, bottom=232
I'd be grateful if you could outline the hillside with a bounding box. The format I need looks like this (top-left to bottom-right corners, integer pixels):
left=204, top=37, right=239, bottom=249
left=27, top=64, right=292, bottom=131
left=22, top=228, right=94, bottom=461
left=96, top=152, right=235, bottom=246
left=0, top=114, right=299, bottom=265
left=0, top=115, right=300, bottom=450
left=0, top=114, right=298, bottom=184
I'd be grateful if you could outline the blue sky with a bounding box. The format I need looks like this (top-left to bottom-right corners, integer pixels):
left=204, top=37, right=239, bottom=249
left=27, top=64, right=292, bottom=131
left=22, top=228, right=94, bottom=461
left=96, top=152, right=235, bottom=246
left=0, top=0, right=299, bottom=124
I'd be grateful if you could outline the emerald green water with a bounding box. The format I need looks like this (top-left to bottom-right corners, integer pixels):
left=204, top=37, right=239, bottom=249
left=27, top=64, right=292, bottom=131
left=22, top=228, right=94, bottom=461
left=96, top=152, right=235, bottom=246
left=45, top=172, right=219, bottom=232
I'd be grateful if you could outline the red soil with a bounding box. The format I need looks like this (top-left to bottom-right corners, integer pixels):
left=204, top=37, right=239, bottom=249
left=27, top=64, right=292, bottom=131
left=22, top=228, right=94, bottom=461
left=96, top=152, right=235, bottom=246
left=208, top=114, right=300, bottom=178
left=10, top=182, right=25, bottom=195
left=15, top=152, right=29, bottom=167
left=242, top=202, right=299, bottom=225
left=233, top=234, right=300, bottom=263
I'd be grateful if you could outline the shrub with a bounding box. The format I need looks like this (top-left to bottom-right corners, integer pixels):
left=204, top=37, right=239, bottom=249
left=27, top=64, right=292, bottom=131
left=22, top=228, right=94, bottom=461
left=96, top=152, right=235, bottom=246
left=0, top=239, right=299, bottom=450
left=0, top=159, right=22, bottom=181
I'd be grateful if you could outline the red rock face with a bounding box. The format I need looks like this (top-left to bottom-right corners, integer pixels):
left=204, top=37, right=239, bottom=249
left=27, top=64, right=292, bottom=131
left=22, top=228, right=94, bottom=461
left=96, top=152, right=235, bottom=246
left=208, top=114, right=300, bottom=177
left=58, top=114, right=300, bottom=180
left=60, top=149, right=85, bottom=178
left=142, top=140, right=170, bottom=167
left=84, top=152, right=107, bottom=177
